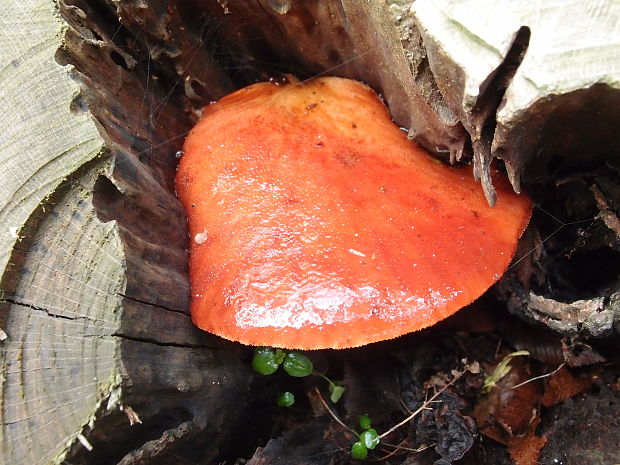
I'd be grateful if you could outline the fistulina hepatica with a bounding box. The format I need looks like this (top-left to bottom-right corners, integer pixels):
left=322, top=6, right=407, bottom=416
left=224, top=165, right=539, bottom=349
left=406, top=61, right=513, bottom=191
left=175, top=76, right=532, bottom=349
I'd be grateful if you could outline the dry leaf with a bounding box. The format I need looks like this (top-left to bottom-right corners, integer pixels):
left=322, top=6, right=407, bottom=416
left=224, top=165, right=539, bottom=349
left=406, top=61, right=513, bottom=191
left=507, top=417, right=547, bottom=465
left=473, top=357, right=543, bottom=442
left=541, top=366, right=593, bottom=407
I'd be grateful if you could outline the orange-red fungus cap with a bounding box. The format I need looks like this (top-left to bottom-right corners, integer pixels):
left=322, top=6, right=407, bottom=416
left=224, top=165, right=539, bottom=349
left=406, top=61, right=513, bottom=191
left=175, top=76, right=532, bottom=349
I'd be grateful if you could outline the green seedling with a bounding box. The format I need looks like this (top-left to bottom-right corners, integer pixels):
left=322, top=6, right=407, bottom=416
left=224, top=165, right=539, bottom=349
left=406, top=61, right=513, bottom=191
left=313, top=369, right=346, bottom=403
left=360, top=428, right=379, bottom=449
left=358, top=414, right=372, bottom=430
left=252, top=347, right=285, bottom=375
left=333, top=365, right=469, bottom=460
left=329, top=384, right=346, bottom=403
left=282, top=352, right=313, bottom=377
left=351, top=441, right=368, bottom=460
left=251, top=347, right=346, bottom=403
left=482, top=350, right=530, bottom=393
left=350, top=414, right=380, bottom=460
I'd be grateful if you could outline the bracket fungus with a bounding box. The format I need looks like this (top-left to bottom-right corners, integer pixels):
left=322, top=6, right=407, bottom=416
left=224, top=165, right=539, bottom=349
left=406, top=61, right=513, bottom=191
left=175, top=76, right=532, bottom=349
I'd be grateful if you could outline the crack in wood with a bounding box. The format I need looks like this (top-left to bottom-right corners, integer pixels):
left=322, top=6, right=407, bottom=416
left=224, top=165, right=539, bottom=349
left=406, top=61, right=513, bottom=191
left=119, top=292, right=188, bottom=316
left=112, top=332, right=219, bottom=350
left=0, top=297, right=99, bottom=322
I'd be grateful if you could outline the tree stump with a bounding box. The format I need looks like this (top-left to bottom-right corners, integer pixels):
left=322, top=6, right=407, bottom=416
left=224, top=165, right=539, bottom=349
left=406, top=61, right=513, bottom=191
left=1, top=1, right=618, bottom=464
left=1, top=1, right=254, bottom=463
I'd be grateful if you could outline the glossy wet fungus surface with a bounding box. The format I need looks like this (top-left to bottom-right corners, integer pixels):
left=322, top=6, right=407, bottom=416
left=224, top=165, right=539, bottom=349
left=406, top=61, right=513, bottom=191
left=176, top=76, right=532, bottom=349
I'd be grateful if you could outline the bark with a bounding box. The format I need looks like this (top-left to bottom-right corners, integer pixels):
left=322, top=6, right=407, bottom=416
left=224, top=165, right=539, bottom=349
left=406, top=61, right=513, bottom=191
left=1, top=0, right=618, bottom=464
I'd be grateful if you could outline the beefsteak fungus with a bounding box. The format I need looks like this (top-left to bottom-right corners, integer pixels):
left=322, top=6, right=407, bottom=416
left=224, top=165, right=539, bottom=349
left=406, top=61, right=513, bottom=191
left=176, top=76, right=532, bottom=349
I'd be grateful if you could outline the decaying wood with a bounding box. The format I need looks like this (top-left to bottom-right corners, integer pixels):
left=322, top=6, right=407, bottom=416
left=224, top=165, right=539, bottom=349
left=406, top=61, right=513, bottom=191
left=1, top=0, right=619, bottom=464
left=525, top=292, right=620, bottom=336
left=539, top=386, right=620, bottom=465
left=410, top=0, right=620, bottom=334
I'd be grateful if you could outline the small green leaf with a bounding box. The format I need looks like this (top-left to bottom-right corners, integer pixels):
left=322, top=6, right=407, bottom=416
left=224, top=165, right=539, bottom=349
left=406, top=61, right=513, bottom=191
left=282, top=352, right=313, bottom=377
left=329, top=384, right=346, bottom=403
left=358, top=414, right=372, bottom=430
left=482, top=350, right=530, bottom=393
left=276, top=391, right=295, bottom=407
left=252, top=347, right=280, bottom=375
left=360, top=428, right=379, bottom=450
left=351, top=441, right=368, bottom=460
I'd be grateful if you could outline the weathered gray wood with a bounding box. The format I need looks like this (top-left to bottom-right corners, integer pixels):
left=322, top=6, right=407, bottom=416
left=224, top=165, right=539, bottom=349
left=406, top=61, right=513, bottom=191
left=0, top=161, right=124, bottom=464
left=0, top=1, right=105, bottom=287
left=0, top=1, right=124, bottom=463
left=525, top=292, right=620, bottom=336
left=411, top=0, right=620, bottom=203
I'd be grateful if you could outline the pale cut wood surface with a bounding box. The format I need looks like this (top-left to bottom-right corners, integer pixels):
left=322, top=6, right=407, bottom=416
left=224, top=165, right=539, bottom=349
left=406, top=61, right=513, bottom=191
left=0, top=0, right=105, bottom=277
left=0, top=1, right=124, bottom=463
left=412, top=0, right=620, bottom=334
left=1, top=161, right=124, bottom=464
left=412, top=0, right=620, bottom=202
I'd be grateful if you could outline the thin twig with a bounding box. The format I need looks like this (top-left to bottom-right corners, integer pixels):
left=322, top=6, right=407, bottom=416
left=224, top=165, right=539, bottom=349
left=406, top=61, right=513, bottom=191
left=510, top=363, right=566, bottom=390
left=373, top=440, right=436, bottom=461
left=399, top=396, right=414, bottom=415
left=380, top=440, right=435, bottom=453
left=381, top=439, right=437, bottom=453
left=372, top=444, right=406, bottom=461
left=314, top=388, right=357, bottom=435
